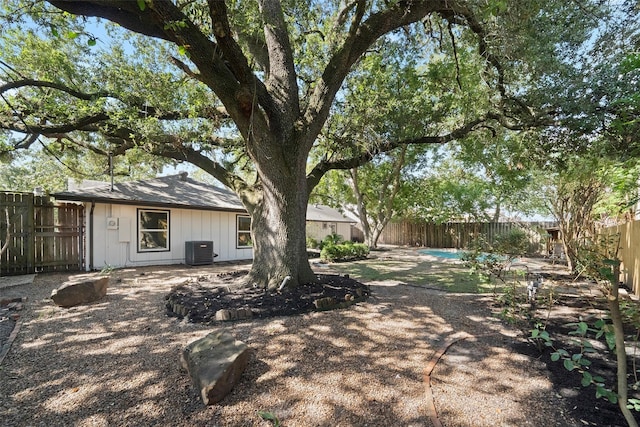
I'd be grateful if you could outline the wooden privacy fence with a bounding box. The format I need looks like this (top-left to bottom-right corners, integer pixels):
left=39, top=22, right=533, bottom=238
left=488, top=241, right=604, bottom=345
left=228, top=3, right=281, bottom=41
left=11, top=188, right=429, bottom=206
left=379, top=221, right=558, bottom=253
left=1, top=192, right=84, bottom=276
left=603, top=220, right=640, bottom=297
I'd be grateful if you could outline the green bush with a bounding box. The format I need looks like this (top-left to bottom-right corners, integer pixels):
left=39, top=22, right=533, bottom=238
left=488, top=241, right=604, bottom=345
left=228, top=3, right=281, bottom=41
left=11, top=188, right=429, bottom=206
left=322, top=233, right=344, bottom=246
left=462, top=228, right=530, bottom=280
left=320, top=241, right=369, bottom=262
left=306, top=237, right=320, bottom=249
left=492, top=228, right=530, bottom=257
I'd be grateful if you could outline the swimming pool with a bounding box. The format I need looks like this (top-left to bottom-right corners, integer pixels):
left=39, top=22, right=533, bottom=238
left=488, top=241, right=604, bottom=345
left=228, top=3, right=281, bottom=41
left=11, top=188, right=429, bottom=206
left=418, top=248, right=515, bottom=262
left=417, top=248, right=464, bottom=259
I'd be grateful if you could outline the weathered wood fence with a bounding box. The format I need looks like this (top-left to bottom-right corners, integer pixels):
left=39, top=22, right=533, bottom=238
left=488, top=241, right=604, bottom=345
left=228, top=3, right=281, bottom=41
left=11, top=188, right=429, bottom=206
left=378, top=221, right=558, bottom=253
left=1, top=192, right=84, bottom=276
left=603, top=220, right=640, bottom=297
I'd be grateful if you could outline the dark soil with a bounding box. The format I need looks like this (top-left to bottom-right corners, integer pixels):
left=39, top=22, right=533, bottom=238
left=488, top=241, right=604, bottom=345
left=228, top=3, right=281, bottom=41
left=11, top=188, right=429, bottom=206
left=164, top=273, right=370, bottom=323
left=511, top=291, right=640, bottom=427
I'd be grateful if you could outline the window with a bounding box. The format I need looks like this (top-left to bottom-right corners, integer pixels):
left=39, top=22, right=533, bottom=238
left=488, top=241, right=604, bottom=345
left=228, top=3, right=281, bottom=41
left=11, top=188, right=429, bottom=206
left=138, top=209, right=169, bottom=252
left=237, top=215, right=252, bottom=248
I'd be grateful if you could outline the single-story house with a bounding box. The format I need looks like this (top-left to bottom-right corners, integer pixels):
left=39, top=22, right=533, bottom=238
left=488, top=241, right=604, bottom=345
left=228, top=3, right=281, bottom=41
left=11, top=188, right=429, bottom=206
left=53, top=173, right=354, bottom=271
left=306, top=204, right=355, bottom=242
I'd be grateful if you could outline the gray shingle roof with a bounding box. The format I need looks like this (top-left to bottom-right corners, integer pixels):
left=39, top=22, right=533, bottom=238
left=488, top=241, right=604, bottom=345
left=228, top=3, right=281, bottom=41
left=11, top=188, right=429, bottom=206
left=306, top=204, right=353, bottom=223
left=53, top=173, right=245, bottom=212
left=54, top=173, right=355, bottom=222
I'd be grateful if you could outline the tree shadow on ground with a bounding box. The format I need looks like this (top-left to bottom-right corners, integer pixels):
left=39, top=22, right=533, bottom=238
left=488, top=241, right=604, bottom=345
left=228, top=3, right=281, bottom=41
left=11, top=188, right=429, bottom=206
left=0, top=264, right=596, bottom=426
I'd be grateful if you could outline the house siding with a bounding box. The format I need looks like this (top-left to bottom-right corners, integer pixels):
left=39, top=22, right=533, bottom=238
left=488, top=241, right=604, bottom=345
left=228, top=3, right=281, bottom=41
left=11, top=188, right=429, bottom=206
left=306, top=221, right=352, bottom=242
left=88, top=203, right=252, bottom=270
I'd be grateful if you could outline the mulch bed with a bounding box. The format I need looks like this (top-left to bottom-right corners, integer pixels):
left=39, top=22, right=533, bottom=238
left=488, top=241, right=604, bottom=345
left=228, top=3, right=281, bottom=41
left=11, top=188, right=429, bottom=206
left=510, top=286, right=640, bottom=427
left=165, top=273, right=370, bottom=323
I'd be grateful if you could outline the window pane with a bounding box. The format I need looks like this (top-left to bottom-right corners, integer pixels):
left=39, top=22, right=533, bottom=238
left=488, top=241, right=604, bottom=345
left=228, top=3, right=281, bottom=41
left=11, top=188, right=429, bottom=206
left=140, top=231, right=167, bottom=250
left=238, top=232, right=252, bottom=247
left=140, top=211, right=167, bottom=229
left=238, top=216, right=251, bottom=231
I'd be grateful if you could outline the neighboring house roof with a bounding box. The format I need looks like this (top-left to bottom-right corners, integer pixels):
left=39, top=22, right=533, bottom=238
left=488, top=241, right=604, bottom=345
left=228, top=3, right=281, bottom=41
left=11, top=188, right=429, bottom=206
left=306, top=204, right=354, bottom=223
left=53, top=173, right=246, bottom=212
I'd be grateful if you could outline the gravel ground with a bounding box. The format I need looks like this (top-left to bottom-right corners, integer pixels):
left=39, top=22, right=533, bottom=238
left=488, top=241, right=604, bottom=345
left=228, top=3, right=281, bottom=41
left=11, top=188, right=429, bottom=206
left=0, top=259, right=579, bottom=427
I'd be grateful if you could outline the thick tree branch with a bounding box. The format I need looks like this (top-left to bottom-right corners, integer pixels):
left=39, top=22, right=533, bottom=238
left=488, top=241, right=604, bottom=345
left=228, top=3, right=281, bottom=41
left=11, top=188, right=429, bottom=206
left=47, top=0, right=263, bottom=136
left=208, top=0, right=255, bottom=86
left=144, top=141, right=256, bottom=208
left=1, top=79, right=111, bottom=99
left=307, top=111, right=520, bottom=192
left=48, top=0, right=171, bottom=41
left=1, top=77, right=231, bottom=135
left=304, top=0, right=474, bottom=148
left=258, top=0, right=300, bottom=120
left=5, top=113, right=110, bottom=135
left=437, top=5, right=533, bottom=119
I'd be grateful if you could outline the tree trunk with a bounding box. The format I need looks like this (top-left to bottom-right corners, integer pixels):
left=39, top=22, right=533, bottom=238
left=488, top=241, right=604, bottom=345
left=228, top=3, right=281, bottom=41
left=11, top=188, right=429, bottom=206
left=562, top=236, right=576, bottom=272
left=608, top=262, right=639, bottom=427
left=244, top=155, right=317, bottom=291
left=368, top=227, right=383, bottom=249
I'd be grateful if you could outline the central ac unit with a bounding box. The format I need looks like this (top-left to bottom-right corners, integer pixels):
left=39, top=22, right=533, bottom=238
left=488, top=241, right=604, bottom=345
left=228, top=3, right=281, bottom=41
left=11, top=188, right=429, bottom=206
left=185, top=241, right=214, bottom=266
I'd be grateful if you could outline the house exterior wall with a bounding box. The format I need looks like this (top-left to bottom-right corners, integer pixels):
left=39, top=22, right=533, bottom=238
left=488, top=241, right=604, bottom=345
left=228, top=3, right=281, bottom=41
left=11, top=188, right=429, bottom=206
left=86, top=202, right=252, bottom=270
left=306, top=221, right=352, bottom=242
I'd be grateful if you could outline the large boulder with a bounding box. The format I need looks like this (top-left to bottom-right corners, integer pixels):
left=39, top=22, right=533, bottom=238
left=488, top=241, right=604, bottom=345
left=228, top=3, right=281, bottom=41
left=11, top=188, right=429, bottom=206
left=182, top=331, right=249, bottom=405
left=51, top=276, right=108, bottom=307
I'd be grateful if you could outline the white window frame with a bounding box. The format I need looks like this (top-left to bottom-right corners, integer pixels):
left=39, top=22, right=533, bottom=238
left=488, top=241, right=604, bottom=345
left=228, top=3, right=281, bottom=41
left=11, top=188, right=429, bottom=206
left=237, top=215, right=252, bottom=248
left=137, top=208, right=170, bottom=252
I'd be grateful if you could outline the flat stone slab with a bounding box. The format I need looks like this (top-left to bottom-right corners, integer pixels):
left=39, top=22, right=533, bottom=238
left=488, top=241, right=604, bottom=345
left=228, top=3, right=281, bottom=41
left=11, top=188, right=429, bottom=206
left=0, top=274, right=36, bottom=290
left=51, top=276, right=109, bottom=307
left=181, top=331, right=249, bottom=405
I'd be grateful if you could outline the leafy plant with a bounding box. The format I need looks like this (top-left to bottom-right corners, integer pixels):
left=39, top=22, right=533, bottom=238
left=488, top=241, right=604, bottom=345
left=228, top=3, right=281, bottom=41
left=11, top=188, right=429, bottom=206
left=573, top=234, right=639, bottom=427
left=322, top=233, right=344, bottom=246
left=306, top=237, right=320, bottom=249
left=462, top=228, right=530, bottom=281
left=320, top=241, right=369, bottom=262
left=257, top=411, right=281, bottom=427
left=530, top=320, right=619, bottom=405
left=100, top=263, right=115, bottom=276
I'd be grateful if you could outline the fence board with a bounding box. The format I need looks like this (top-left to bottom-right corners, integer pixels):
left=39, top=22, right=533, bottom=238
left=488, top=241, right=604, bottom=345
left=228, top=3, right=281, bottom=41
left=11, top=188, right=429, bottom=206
left=1, top=192, right=84, bottom=276
left=603, top=220, right=640, bottom=297
left=379, top=220, right=557, bottom=254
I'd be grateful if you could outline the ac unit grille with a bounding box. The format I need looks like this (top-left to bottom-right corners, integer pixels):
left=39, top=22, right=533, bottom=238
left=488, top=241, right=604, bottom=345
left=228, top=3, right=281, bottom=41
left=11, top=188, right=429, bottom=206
left=185, top=241, right=214, bottom=266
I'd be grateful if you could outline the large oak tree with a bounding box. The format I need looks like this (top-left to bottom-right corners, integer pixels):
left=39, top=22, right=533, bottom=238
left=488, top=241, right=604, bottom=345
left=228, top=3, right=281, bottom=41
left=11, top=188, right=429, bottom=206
left=0, top=1, right=596, bottom=289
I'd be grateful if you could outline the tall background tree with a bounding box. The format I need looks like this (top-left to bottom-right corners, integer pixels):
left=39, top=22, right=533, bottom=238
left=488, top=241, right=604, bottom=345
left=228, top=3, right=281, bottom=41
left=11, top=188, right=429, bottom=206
left=0, top=1, right=617, bottom=289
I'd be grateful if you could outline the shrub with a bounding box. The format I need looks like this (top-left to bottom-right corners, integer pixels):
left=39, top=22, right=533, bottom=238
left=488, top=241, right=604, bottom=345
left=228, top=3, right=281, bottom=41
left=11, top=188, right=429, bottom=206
left=492, top=228, right=530, bottom=257
left=463, top=228, right=529, bottom=280
left=322, top=233, right=344, bottom=246
left=320, top=241, right=369, bottom=262
left=306, top=237, right=320, bottom=249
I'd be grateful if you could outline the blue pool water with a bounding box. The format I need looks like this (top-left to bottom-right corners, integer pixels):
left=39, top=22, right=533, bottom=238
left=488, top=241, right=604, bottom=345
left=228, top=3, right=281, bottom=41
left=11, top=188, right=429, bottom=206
left=418, top=248, right=516, bottom=262
left=418, top=248, right=464, bottom=259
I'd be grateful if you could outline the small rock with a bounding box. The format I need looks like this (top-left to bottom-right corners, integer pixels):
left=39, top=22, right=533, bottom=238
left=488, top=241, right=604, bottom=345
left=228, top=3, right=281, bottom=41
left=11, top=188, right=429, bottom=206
left=236, top=308, right=253, bottom=320
left=314, top=297, right=337, bottom=310
left=215, top=309, right=232, bottom=321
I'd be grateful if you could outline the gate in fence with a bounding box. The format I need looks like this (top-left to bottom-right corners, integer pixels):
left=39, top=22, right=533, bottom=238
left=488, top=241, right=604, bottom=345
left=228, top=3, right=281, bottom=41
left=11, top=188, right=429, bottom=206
left=1, top=192, right=84, bottom=276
